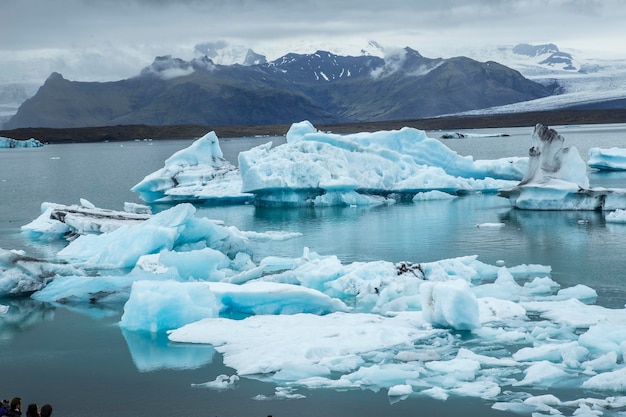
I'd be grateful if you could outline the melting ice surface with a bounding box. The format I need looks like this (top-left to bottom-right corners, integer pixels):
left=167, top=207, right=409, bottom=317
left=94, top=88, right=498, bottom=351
left=4, top=122, right=626, bottom=416
left=132, top=121, right=526, bottom=205
left=0, top=137, right=43, bottom=148
left=588, top=147, right=626, bottom=171
left=498, top=124, right=626, bottom=210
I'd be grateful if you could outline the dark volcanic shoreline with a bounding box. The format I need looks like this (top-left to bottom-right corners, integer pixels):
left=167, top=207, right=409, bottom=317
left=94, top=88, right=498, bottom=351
left=2, top=109, right=626, bottom=144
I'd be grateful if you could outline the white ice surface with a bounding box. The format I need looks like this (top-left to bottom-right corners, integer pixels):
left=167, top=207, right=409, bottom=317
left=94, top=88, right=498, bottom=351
left=132, top=121, right=525, bottom=206
left=499, top=124, right=626, bottom=210
left=588, top=147, right=626, bottom=171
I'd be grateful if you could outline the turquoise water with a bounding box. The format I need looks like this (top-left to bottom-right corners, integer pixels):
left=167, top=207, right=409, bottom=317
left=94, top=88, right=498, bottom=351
left=1, top=124, right=626, bottom=416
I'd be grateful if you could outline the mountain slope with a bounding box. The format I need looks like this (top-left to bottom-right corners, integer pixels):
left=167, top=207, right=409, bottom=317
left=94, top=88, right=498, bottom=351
left=5, top=48, right=555, bottom=129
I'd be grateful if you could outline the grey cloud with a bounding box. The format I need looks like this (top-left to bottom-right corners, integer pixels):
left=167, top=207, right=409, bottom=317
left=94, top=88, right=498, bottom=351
left=1, top=0, right=625, bottom=84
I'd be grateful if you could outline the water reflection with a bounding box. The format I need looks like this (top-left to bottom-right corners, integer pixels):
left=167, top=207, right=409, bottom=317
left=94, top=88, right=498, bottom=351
left=0, top=298, right=55, bottom=341
left=121, top=328, right=216, bottom=372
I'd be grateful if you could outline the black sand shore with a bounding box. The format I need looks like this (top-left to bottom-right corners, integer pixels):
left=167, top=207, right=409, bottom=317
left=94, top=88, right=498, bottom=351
left=1, top=109, right=625, bottom=144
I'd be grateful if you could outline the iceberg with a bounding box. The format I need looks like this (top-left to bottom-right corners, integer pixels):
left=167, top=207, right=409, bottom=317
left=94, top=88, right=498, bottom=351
left=132, top=121, right=526, bottom=206
left=21, top=199, right=151, bottom=240
left=131, top=131, right=251, bottom=203
left=239, top=121, right=525, bottom=206
left=0, top=137, right=43, bottom=148
left=498, top=124, right=626, bottom=210
left=588, top=147, right=626, bottom=171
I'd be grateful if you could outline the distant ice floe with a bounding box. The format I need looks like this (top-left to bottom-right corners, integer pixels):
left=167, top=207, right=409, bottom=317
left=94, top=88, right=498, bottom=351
left=0, top=137, right=43, bottom=148
left=132, top=121, right=526, bottom=206
left=498, top=123, right=626, bottom=210
left=588, top=147, right=626, bottom=171
left=438, top=132, right=509, bottom=139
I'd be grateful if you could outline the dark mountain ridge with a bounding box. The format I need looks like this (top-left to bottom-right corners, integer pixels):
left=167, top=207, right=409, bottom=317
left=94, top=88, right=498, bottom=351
left=5, top=48, right=556, bottom=129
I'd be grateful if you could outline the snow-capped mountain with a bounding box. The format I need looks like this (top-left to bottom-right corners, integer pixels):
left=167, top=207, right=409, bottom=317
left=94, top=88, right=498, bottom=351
left=2, top=40, right=626, bottom=129
left=158, top=39, right=626, bottom=116
left=439, top=42, right=626, bottom=115
left=4, top=47, right=552, bottom=129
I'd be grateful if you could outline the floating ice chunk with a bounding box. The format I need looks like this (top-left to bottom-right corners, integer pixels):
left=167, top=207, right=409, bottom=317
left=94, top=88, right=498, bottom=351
left=0, top=137, right=43, bottom=148
left=579, top=323, right=626, bottom=358
left=581, top=351, right=618, bottom=374
left=456, top=347, right=518, bottom=367
left=449, top=381, right=501, bottom=399
left=169, top=312, right=438, bottom=377
left=582, top=366, right=626, bottom=391
left=475, top=222, right=505, bottom=228
left=57, top=203, right=249, bottom=268
left=253, top=386, right=306, bottom=401
left=131, top=131, right=250, bottom=203
left=512, top=341, right=586, bottom=364
left=21, top=201, right=151, bottom=239
left=477, top=297, right=527, bottom=323
left=31, top=273, right=155, bottom=304
left=606, top=208, right=626, bottom=223
left=207, top=281, right=349, bottom=316
left=157, top=248, right=230, bottom=281
left=120, top=280, right=220, bottom=332
left=388, top=384, right=413, bottom=396
left=121, top=280, right=349, bottom=332
left=0, top=248, right=84, bottom=296
left=523, top=299, right=626, bottom=328
left=420, top=279, right=480, bottom=330
left=588, top=147, right=626, bottom=171
left=421, top=386, right=449, bottom=400
left=412, top=190, right=457, bottom=201
left=513, top=361, right=568, bottom=387
left=191, top=374, right=239, bottom=391
left=79, top=198, right=95, bottom=209
left=425, top=357, right=481, bottom=381
left=239, top=121, right=522, bottom=206
left=499, top=124, right=626, bottom=210
left=20, top=205, right=70, bottom=238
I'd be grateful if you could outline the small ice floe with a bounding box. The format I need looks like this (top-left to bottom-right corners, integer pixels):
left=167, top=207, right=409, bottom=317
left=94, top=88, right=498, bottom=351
left=475, top=222, right=505, bottom=228
left=252, top=387, right=305, bottom=401
left=606, top=209, right=626, bottom=224
left=191, top=374, right=239, bottom=391
left=21, top=199, right=152, bottom=239
left=588, top=147, right=626, bottom=171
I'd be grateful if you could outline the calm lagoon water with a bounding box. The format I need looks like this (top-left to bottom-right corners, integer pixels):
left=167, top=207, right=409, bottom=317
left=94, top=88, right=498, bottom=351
left=1, top=123, right=626, bottom=416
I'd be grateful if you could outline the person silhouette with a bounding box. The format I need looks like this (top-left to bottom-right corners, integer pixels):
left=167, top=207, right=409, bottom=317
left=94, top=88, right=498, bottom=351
left=25, top=404, right=38, bottom=417
left=4, top=398, right=22, bottom=417
left=39, top=405, right=52, bottom=417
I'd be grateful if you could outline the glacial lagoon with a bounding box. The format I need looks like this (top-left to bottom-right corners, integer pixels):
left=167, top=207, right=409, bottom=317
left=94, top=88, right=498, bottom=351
left=2, top=123, right=626, bottom=416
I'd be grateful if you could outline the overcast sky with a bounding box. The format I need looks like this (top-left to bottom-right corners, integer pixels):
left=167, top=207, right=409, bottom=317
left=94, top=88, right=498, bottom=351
left=1, top=0, right=625, bottom=84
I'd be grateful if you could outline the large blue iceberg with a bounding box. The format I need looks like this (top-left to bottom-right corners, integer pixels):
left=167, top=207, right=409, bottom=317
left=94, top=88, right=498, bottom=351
left=132, top=121, right=526, bottom=206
